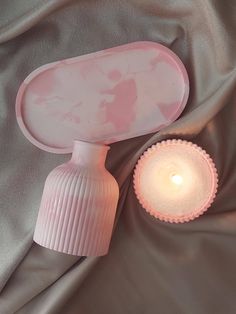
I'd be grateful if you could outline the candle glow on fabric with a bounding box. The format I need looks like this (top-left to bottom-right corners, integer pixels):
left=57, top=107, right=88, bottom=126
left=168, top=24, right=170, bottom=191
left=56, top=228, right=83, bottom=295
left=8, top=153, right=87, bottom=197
left=133, top=140, right=218, bottom=223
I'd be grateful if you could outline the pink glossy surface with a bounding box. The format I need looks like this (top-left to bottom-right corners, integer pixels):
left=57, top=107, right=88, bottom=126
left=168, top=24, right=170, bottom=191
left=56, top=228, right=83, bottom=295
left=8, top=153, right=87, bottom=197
left=16, top=41, right=189, bottom=153
left=34, top=141, right=119, bottom=256
left=133, top=140, right=218, bottom=223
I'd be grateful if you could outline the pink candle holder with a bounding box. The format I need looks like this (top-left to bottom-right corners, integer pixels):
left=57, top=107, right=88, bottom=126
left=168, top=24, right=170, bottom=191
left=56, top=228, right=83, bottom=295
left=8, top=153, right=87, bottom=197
left=133, top=140, right=218, bottom=223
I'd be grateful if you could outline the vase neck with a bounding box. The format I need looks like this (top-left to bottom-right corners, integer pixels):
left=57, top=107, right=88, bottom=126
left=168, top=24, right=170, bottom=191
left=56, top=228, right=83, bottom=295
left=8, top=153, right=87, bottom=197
left=70, top=141, right=110, bottom=167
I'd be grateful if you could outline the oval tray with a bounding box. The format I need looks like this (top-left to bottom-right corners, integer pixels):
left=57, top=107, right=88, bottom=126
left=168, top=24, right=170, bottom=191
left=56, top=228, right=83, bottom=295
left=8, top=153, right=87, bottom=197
left=16, top=41, right=189, bottom=154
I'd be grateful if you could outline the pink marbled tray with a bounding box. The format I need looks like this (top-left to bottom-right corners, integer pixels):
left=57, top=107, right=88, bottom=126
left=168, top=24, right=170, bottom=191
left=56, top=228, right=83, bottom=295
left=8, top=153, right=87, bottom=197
left=16, top=41, right=189, bottom=154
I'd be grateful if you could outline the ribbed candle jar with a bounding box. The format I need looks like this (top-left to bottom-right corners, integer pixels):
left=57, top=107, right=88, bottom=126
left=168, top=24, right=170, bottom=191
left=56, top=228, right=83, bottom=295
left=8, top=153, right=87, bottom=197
left=33, top=141, right=119, bottom=256
left=133, top=140, right=218, bottom=223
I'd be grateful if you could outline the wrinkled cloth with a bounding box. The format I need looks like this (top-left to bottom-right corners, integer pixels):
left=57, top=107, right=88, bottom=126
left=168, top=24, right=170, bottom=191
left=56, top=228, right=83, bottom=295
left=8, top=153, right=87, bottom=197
left=0, top=1, right=236, bottom=313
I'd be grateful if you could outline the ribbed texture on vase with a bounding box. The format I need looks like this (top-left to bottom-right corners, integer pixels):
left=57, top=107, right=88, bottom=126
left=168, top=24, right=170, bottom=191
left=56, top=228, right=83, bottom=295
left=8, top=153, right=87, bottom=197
left=34, top=162, right=119, bottom=256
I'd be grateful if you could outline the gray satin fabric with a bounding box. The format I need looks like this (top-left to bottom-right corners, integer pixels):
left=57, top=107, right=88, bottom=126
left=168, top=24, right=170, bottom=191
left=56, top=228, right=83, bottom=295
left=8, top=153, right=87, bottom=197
left=0, top=0, right=236, bottom=313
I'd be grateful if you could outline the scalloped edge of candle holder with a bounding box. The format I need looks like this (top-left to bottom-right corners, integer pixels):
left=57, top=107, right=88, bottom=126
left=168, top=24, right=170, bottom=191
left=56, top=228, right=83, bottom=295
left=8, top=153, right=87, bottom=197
left=133, top=139, right=218, bottom=223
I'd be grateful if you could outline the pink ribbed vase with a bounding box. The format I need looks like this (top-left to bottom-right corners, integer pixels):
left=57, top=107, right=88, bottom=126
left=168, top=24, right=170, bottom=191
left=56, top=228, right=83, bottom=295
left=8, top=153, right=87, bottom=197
left=33, top=141, right=119, bottom=256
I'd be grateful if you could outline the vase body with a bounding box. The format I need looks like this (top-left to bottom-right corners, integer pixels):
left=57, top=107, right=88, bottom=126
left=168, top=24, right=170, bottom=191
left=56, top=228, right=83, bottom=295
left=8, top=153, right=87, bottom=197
left=33, top=141, right=119, bottom=256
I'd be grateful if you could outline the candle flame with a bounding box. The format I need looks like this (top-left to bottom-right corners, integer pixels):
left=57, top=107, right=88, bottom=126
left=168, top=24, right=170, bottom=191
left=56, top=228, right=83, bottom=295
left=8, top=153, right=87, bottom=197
left=171, top=174, right=183, bottom=185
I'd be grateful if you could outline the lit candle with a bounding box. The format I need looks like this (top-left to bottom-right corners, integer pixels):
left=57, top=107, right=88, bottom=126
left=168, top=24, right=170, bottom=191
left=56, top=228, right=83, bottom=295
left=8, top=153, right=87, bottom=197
left=133, top=140, right=218, bottom=223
